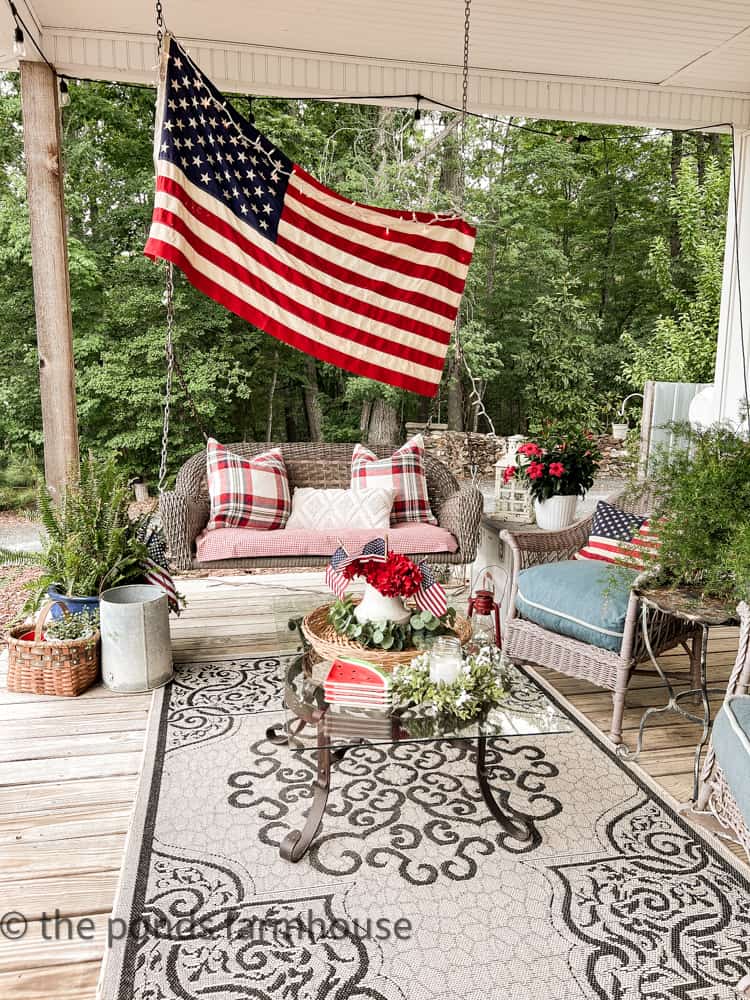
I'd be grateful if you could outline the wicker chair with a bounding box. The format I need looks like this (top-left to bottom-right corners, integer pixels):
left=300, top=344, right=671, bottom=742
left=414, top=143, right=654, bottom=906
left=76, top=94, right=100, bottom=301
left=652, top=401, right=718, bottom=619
left=501, top=493, right=700, bottom=745
left=696, top=601, right=750, bottom=861
left=160, top=441, right=483, bottom=572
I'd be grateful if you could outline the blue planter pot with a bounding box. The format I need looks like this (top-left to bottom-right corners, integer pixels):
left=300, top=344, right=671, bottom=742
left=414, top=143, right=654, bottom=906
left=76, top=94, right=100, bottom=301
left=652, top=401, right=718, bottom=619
left=47, top=585, right=100, bottom=620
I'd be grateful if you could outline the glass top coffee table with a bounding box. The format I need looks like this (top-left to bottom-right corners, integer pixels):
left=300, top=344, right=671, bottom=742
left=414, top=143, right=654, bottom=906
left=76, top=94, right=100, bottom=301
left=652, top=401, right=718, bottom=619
left=266, top=641, right=573, bottom=863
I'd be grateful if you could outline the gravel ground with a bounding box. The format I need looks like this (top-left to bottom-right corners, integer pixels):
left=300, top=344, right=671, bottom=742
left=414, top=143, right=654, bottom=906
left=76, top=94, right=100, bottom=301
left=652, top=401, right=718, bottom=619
left=0, top=565, right=42, bottom=635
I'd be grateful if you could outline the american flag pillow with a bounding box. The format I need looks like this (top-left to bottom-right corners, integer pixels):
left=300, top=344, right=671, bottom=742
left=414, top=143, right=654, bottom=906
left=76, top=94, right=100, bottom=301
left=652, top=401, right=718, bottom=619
left=351, top=435, right=436, bottom=526
left=575, top=500, right=660, bottom=570
left=206, top=439, right=290, bottom=531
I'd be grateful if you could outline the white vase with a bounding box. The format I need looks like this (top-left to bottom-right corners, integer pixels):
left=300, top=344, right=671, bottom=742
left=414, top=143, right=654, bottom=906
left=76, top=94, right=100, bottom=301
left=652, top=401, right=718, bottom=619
left=534, top=495, right=578, bottom=531
left=354, top=583, right=411, bottom=625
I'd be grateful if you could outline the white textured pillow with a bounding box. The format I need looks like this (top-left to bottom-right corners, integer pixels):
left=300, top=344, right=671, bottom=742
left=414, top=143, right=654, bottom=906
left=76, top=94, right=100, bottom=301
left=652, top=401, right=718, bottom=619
left=285, top=488, right=395, bottom=531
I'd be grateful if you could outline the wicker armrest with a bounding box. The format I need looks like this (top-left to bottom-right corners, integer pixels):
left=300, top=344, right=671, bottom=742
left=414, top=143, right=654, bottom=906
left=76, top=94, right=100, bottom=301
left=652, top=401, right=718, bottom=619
left=500, top=515, right=592, bottom=561
left=159, top=491, right=210, bottom=571
left=437, top=482, right=483, bottom=562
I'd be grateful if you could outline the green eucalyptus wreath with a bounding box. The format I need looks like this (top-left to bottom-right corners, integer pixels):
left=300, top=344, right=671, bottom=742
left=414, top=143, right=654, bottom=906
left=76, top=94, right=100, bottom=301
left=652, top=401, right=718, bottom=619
left=328, top=595, right=456, bottom=652
left=391, top=645, right=508, bottom=719
left=390, top=646, right=509, bottom=739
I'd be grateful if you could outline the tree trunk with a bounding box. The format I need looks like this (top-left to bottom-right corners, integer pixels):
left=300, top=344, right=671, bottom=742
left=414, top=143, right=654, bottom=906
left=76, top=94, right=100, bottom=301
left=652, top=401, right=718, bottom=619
left=302, top=356, right=323, bottom=441
left=359, top=399, right=373, bottom=436
left=266, top=351, right=278, bottom=441
left=670, top=131, right=683, bottom=259
left=696, top=133, right=706, bottom=186
left=366, top=397, right=400, bottom=445
left=446, top=349, right=464, bottom=431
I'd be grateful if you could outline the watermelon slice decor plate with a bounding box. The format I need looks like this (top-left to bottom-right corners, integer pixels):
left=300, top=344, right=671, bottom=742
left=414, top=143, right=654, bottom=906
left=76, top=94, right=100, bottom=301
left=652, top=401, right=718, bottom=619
left=325, top=658, right=392, bottom=689
left=324, top=658, right=392, bottom=708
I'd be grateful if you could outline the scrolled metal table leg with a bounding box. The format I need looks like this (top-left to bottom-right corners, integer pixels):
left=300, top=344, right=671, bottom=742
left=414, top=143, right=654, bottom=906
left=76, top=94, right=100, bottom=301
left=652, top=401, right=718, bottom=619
left=266, top=716, right=307, bottom=746
left=475, top=737, right=533, bottom=843
left=280, top=734, right=332, bottom=862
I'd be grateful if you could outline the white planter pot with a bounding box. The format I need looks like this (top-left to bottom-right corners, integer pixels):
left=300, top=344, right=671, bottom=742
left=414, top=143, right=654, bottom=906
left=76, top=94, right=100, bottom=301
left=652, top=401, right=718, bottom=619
left=354, top=583, right=411, bottom=625
left=534, top=495, right=578, bottom=531
left=611, top=422, right=629, bottom=440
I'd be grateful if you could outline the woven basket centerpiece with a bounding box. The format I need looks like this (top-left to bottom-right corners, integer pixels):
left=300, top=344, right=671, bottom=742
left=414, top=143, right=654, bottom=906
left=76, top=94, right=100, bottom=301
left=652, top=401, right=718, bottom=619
left=302, top=601, right=472, bottom=671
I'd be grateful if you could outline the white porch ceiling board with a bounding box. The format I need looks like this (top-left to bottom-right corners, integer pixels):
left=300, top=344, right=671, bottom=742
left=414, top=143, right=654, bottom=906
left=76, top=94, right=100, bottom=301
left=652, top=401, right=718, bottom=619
left=3, top=1, right=750, bottom=129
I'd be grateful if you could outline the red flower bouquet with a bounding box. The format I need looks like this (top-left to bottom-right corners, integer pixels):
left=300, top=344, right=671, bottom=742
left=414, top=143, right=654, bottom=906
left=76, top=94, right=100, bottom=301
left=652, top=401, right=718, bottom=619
left=344, top=552, right=423, bottom=598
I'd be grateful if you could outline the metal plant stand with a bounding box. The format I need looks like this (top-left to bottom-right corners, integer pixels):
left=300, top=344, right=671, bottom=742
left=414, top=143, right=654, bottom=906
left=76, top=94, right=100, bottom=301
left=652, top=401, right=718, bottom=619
left=620, top=587, right=737, bottom=801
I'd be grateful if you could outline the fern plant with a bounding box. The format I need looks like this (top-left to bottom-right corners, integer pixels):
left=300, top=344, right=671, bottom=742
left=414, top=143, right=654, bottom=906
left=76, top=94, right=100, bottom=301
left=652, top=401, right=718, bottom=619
left=0, top=455, right=147, bottom=609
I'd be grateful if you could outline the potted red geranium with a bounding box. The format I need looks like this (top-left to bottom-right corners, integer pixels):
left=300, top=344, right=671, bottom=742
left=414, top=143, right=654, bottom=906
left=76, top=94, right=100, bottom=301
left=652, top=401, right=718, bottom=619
left=502, top=429, right=600, bottom=530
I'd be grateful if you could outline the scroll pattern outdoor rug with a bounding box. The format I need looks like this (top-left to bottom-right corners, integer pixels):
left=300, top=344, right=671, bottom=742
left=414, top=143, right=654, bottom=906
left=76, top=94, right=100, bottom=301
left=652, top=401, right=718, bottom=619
left=100, top=655, right=750, bottom=1000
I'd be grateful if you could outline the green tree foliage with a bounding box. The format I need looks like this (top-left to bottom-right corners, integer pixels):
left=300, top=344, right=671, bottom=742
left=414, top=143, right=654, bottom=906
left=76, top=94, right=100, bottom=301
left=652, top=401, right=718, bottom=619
left=622, top=154, right=729, bottom=386
left=0, top=71, right=731, bottom=490
left=512, top=277, right=601, bottom=430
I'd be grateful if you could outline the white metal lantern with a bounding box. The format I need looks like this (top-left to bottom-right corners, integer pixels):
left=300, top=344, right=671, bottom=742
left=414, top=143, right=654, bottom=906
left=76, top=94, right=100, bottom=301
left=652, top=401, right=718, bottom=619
left=494, top=435, right=535, bottom=523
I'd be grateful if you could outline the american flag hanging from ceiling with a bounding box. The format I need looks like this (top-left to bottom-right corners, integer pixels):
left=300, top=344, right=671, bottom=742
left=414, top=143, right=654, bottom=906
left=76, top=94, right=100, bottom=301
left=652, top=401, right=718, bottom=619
left=144, top=36, right=476, bottom=397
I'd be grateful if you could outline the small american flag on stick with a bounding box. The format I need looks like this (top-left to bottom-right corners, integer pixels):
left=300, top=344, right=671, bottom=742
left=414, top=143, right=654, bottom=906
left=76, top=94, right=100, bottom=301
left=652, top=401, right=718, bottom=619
left=144, top=36, right=476, bottom=397
left=414, top=561, right=448, bottom=618
left=325, top=537, right=388, bottom=599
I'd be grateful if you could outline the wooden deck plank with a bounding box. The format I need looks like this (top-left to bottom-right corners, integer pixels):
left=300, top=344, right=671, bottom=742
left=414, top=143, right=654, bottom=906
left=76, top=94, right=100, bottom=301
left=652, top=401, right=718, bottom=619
left=3, top=871, right=121, bottom=920
left=0, top=806, right=133, bottom=844
left=0, top=752, right=143, bottom=788
left=0, top=962, right=102, bottom=998
left=0, top=834, right=127, bottom=880
left=0, top=776, right=139, bottom=817
left=0, top=730, right=146, bottom=764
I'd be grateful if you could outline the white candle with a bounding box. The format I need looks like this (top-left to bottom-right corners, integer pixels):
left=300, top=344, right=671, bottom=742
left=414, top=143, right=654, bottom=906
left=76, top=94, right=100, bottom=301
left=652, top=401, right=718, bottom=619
left=429, top=636, right=463, bottom=684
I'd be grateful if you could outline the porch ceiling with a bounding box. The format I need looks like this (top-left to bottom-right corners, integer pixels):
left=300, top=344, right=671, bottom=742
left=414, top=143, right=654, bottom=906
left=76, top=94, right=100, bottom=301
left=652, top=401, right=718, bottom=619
left=3, top=1, right=750, bottom=129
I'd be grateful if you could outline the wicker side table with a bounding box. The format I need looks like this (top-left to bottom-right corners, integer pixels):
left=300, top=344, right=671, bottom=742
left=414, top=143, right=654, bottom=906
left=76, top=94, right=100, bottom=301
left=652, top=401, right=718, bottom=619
left=623, top=586, right=738, bottom=801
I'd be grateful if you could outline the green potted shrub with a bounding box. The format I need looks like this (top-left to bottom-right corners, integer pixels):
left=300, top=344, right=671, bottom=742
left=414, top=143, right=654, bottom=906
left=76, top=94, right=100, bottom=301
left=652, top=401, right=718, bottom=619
left=642, top=425, right=750, bottom=604
left=1, top=455, right=148, bottom=617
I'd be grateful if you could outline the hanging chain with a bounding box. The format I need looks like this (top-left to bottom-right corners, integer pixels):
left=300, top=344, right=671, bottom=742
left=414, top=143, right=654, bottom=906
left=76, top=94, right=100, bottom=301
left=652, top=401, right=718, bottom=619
left=460, top=0, right=471, bottom=169
left=158, top=261, right=175, bottom=493
left=454, top=0, right=491, bottom=480
left=155, top=0, right=165, bottom=48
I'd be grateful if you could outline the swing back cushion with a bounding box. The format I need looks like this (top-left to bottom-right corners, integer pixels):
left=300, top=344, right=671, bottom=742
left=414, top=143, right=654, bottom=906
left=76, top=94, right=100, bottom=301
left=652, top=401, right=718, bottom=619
left=351, top=434, right=437, bottom=526
left=206, top=439, right=291, bottom=531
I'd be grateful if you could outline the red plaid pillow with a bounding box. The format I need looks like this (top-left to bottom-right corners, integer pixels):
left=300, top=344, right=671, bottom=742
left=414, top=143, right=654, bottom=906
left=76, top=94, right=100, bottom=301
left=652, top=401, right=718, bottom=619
left=351, top=434, right=436, bottom=526
left=206, top=439, right=290, bottom=531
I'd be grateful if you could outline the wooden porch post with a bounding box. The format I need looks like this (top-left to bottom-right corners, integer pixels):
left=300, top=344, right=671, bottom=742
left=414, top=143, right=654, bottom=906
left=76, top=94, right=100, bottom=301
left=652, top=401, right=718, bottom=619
left=20, top=59, right=79, bottom=500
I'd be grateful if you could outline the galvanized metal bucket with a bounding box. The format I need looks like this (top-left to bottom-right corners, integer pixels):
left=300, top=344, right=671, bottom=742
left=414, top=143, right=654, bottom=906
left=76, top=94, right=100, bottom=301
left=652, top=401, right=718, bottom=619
left=100, top=585, right=173, bottom=693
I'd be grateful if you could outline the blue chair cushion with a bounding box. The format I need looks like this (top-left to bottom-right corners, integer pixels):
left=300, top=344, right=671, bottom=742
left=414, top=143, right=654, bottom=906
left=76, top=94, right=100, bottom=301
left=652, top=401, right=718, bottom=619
left=711, top=696, right=750, bottom=829
left=515, top=559, right=639, bottom=653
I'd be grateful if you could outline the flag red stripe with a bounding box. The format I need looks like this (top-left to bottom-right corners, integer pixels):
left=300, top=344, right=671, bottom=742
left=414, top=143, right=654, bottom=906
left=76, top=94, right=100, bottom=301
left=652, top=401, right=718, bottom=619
left=144, top=237, right=441, bottom=396
left=285, top=178, right=473, bottom=265
left=155, top=174, right=457, bottom=323
left=148, top=209, right=447, bottom=372
left=281, top=201, right=467, bottom=295
left=293, top=165, right=476, bottom=237
left=275, top=231, right=458, bottom=322
left=152, top=185, right=451, bottom=347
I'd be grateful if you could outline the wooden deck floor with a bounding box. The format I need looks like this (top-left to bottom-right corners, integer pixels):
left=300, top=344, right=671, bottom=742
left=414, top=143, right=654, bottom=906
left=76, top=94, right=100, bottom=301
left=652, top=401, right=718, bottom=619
left=0, top=573, right=746, bottom=999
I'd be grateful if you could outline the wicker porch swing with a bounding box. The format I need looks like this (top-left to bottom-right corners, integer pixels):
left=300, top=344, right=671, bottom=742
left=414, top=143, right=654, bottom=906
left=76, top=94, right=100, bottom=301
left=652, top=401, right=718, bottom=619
left=151, top=0, right=484, bottom=574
